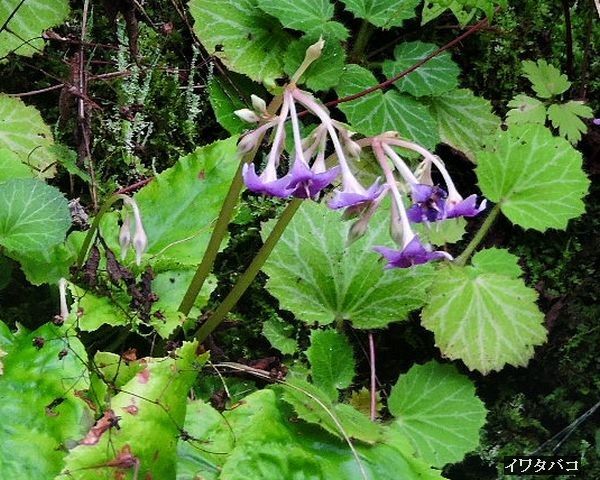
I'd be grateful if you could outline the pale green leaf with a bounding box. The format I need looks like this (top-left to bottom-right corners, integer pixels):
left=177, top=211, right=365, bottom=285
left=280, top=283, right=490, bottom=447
left=207, top=77, right=248, bottom=135
left=306, top=329, right=356, bottom=401
left=69, top=284, right=130, bottom=331
left=388, top=361, right=487, bottom=467
left=189, top=0, right=292, bottom=83
left=522, top=59, right=570, bottom=99
left=257, top=0, right=347, bottom=40
left=58, top=342, right=203, bottom=480
left=476, top=124, right=589, bottom=231
left=0, top=178, right=70, bottom=252
left=262, top=201, right=434, bottom=329
left=0, top=148, right=34, bottom=181
left=0, top=322, right=91, bottom=479
left=382, top=41, right=459, bottom=97
left=340, top=0, right=420, bottom=29
left=0, top=0, right=70, bottom=58
left=280, top=378, right=383, bottom=444
left=470, top=248, right=522, bottom=278
left=0, top=95, right=59, bottom=177
left=421, top=255, right=547, bottom=374
left=284, top=36, right=346, bottom=91
left=414, top=217, right=467, bottom=245
left=336, top=64, right=439, bottom=149
left=506, top=94, right=547, bottom=126
left=426, top=88, right=500, bottom=161
left=101, top=137, right=240, bottom=269
left=547, top=101, right=593, bottom=144
left=262, top=317, right=298, bottom=355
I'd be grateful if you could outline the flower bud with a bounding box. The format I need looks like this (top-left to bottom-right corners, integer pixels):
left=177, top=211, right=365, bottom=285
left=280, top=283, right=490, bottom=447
left=251, top=94, right=267, bottom=115
left=133, top=227, right=148, bottom=267
left=234, top=108, right=260, bottom=123
left=119, top=214, right=132, bottom=260
left=306, top=37, right=325, bottom=63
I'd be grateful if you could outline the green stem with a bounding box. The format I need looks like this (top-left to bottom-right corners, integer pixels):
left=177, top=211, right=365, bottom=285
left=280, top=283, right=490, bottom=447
left=454, top=203, right=501, bottom=266
left=193, top=199, right=302, bottom=344
left=350, top=21, right=373, bottom=63
left=76, top=194, right=121, bottom=268
left=177, top=160, right=246, bottom=316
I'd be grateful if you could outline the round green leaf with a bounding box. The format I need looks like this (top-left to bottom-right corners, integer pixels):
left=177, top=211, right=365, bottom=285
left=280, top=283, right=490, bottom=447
left=0, top=0, right=69, bottom=58
left=306, top=329, right=356, bottom=401
left=189, top=0, right=292, bottom=83
left=0, top=178, right=70, bottom=252
left=388, top=361, right=487, bottom=467
left=382, top=42, right=459, bottom=97
left=421, top=254, right=547, bottom=374
left=470, top=248, right=522, bottom=278
left=262, top=201, right=434, bottom=329
left=336, top=64, right=439, bottom=150
left=0, top=95, right=60, bottom=177
left=476, top=124, right=589, bottom=231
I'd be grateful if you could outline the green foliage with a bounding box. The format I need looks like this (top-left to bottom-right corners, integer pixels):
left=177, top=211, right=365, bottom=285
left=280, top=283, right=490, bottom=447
left=207, top=77, right=249, bottom=135
left=0, top=0, right=70, bottom=58
left=337, top=64, right=439, bottom=149
left=506, top=95, right=547, bottom=125
left=388, top=361, right=487, bottom=467
left=547, top=101, right=593, bottom=144
left=59, top=342, right=204, bottom=479
left=0, top=95, right=60, bottom=177
left=476, top=124, right=589, bottom=231
left=262, top=201, right=434, bottom=328
left=189, top=0, right=292, bottom=83
left=421, top=0, right=503, bottom=26
left=521, top=59, right=571, bottom=99
left=421, top=249, right=547, bottom=374
left=382, top=42, right=460, bottom=97
left=427, top=88, right=500, bottom=161
left=0, top=321, right=91, bottom=479
left=340, top=0, right=420, bottom=29
left=0, top=178, right=70, bottom=252
left=262, top=317, right=298, bottom=355
left=306, top=329, right=356, bottom=401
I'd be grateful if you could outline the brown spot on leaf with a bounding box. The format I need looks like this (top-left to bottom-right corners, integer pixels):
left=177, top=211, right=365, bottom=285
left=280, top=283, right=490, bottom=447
left=137, top=368, right=150, bottom=384
left=81, top=409, right=120, bottom=445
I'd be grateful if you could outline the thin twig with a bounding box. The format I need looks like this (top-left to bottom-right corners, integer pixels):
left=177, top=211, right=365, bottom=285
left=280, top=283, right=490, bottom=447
left=115, top=177, right=153, bottom=195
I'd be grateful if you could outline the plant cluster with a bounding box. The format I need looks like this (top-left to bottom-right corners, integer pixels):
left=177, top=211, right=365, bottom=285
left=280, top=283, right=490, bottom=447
left=0, top=1, right=596, bottom=479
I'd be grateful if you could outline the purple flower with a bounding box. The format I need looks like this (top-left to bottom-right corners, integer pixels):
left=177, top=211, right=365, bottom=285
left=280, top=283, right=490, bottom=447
left=288, top=160, right=340, bottom=199
left=329, top=179, right=385, bottom=210
left=242, top=163, right=294, bottom=198
left=373, top=236, right=451, bottom=269
left=407, top=184, right=448, bottom=223
left=593, top=118, right=600, bottom=126
left=445, top=194, right=487, bottom=219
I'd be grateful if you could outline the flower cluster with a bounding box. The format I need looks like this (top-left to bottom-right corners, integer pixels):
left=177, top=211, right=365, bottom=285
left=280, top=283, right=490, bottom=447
left=235, top=41, right=486, bottom=269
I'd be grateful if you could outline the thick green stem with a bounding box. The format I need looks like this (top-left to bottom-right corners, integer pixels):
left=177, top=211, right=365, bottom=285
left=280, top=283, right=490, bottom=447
left=350, top=21, right=373, bottom=63
left=454, top=203, right=501, bottom=266
left=177, top=160, right=246, bottom=316
left=193, top=199, right=302, bottom=344
left=76, top=194, right=121, bottom=268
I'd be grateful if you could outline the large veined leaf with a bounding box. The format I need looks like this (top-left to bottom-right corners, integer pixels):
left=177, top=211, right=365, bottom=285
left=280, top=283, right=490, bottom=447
left=262, top=201, right=434, bottom=329
left=207, top=77, right=249, bottom=135
left=0, top=95, right=60, bottom=177
left=336, top=64, right=439, bottom=150
left=476, top=124, right=589, bottom=231
left=421, top=249, right=547, bottom=374
left=69, top=285, right=130, bottom=331
left=0, top=148, right=34, bottom=181
left=284, top=36, right=347, bottom=91
left=340, top=0, right=420, bottom=29
left=0, top=0, right=70, bottom=58
left=547, top=101, right=593, bottom=144
left=178, top=390, right=445, bottom=480
left=0, top=178, right=70, bottom=252
left=388, top=361, right=487, bottom=467
left=189, top=0, right=292, bottom=83
left=58, top=342, right=203, bottom=480
left=382, top=42, right=459, bottom=97
left=522, top=59, right=570, bottom=99
left=0, top=321, right=91, bottom=479
left=257, top=0, right=348, bottom=40
left=101, top=137, right=240, bottom=269
left=306, top=329, right=356, bottom=401
left=426, top=88, right=500, bottom=161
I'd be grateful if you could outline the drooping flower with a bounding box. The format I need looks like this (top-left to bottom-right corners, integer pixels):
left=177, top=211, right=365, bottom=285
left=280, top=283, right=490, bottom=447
left=373, top=236, right=451, bottom=269
left=118, top=195, right=148, bottom=266
left=407, top=184, right=448, bottom=223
